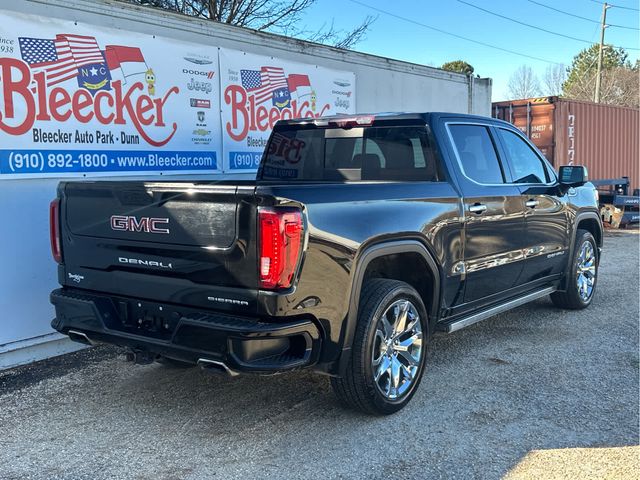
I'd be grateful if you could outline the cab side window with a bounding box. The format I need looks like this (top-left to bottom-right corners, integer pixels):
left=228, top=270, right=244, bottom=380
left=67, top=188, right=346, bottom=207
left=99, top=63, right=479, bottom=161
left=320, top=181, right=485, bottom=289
left=498, top=128, right=550, bottom=184
left=449, top=124, right=505, bottom=184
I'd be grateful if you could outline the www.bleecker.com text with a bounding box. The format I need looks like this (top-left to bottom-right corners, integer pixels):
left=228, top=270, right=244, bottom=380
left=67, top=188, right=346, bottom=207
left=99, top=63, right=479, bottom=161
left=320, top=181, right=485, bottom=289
left=117, top=153, right=214, bottom=168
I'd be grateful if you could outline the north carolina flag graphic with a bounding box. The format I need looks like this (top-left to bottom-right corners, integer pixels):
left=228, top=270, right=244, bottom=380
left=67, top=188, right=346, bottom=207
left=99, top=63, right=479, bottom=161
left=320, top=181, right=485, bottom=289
left=104, top=45, right=148, bottom=84
left=287, top=74, right=312, bottom=102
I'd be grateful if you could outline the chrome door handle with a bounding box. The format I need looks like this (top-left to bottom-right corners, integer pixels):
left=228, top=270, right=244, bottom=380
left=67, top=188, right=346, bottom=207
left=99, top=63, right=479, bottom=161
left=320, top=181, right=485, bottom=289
left=469, top=203, right=487, bottom=214
left=525, top=199, right=539, bottom=208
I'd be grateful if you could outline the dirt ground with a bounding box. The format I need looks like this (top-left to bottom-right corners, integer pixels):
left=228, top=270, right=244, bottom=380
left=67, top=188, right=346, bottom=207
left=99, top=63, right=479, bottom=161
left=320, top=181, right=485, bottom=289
left=1, top=230, right=638, bottom=480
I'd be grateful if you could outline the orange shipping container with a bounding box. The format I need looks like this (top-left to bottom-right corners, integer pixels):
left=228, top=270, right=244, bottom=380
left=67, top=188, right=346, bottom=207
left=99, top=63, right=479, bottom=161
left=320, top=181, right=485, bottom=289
left=492, top=97, right=639, bottom=192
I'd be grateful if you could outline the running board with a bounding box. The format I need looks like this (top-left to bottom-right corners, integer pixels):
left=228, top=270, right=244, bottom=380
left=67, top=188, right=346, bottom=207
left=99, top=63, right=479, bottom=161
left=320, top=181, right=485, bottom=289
left=440, top=287, right=556, bottom=333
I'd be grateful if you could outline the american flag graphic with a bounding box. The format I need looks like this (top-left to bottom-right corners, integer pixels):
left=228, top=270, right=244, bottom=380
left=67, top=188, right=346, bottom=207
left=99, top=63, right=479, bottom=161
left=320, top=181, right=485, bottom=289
left=240, top=66, right=288, bottom=105
left=18, top=34, right=105, bottom=88
left=63, top=34, right=104, bottom=67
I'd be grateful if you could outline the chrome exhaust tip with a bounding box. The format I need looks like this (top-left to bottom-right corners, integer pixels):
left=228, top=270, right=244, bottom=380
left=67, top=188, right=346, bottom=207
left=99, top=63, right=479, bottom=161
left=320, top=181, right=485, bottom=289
left=197, top=358, right=239, bottom=377
left=67, top=330, right=95, bottom=346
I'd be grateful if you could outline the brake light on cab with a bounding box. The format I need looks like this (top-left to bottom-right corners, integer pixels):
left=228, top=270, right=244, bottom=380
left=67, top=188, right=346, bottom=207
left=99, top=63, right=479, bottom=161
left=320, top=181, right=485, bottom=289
left=50, top=199, right=62, bottom=263
left=258, top=208, right=303, bottom=290
left=315, top=115, right=375, bottom=129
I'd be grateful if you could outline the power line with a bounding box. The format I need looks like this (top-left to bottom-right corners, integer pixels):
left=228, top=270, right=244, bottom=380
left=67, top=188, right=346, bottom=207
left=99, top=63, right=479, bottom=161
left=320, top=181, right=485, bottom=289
left=347, top=0, right=563, bottom=65
left=588, top=0, right=640, bottom=12
left=457, top=0, right=639, bottom=50
left=527, top=0, right=639, bottom=30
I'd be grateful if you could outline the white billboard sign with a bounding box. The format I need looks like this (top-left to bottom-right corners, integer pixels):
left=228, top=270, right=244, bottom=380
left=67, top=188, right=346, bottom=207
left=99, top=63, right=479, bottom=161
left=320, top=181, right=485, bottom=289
left=219, top=48, right=356, bottom=172
left=0, top=12, right=357, bottom=178
left=0, top=11, right=221, bottom=178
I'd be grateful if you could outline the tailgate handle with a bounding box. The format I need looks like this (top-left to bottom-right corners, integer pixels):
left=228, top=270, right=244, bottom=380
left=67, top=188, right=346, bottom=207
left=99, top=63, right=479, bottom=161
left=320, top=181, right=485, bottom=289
left=525, top=199, right=539, bottom=208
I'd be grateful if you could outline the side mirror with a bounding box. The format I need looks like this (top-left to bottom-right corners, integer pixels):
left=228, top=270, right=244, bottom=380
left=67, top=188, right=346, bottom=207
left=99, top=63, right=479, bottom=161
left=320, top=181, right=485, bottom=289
left=558, top=165, right=588, bottom=189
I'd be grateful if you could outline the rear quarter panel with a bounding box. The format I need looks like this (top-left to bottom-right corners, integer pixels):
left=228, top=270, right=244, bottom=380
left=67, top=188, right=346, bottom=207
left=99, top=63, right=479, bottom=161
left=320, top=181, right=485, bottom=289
left=256, top=181, right=463, bottom=363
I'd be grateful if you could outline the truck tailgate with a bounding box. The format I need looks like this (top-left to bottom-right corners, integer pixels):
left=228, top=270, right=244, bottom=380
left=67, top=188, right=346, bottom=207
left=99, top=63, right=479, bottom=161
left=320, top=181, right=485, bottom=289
left=60, top=181, right=259, bottom=311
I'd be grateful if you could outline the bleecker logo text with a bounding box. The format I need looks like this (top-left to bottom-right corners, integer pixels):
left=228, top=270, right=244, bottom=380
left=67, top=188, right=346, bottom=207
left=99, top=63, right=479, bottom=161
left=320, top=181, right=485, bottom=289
left=224, top=66, right=335, bottom=142
left=0, top=59, right=180, bottom=147
left=224, top=85, right=330, bottom=142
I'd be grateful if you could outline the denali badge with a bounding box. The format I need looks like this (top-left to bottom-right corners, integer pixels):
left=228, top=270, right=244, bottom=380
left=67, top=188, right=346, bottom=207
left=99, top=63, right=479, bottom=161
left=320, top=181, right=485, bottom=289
left=110, top=215, right=170, bottom=234
left=119, top=257, right=173, bottom=269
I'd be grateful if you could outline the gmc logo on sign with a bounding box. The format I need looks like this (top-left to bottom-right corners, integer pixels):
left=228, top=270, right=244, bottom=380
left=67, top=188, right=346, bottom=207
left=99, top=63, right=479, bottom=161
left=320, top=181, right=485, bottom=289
left=110, top=215, right=170, bottom=234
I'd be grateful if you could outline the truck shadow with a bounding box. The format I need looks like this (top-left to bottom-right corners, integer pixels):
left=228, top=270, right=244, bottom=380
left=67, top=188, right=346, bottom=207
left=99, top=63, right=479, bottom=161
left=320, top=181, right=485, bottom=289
left=3, top=260, right=637, bottom=479
left=109, top=288, right=636, bottom=477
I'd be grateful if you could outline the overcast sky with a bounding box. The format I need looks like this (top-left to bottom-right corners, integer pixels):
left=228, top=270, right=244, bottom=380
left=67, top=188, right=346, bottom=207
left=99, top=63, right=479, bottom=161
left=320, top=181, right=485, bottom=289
left=301, top=0, right=640, bottom=101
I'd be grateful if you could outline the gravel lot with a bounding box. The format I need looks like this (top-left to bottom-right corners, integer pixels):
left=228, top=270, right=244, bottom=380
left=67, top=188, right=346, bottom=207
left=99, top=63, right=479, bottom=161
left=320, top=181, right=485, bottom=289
left=1, top=231, right=638, bottom=480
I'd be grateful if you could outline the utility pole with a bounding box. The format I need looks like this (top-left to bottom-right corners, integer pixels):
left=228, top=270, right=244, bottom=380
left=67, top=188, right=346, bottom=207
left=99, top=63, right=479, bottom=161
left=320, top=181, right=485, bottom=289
left=594, top=2, right=609, bottom=103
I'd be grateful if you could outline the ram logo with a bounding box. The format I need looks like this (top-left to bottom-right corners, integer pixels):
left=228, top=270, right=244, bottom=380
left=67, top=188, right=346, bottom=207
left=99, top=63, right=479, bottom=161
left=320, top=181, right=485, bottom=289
left=110, top=215, right=170, bottom=234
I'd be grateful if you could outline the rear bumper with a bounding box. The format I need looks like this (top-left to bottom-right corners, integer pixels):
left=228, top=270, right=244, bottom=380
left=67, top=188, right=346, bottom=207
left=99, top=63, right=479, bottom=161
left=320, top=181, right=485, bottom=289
left=50, top=288, right=321, bottom=374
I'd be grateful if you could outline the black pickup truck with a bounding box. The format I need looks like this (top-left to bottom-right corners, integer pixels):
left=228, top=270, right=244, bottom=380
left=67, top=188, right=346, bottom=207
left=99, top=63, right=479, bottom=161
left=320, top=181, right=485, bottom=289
left=50, top=113, right=602, bottom=415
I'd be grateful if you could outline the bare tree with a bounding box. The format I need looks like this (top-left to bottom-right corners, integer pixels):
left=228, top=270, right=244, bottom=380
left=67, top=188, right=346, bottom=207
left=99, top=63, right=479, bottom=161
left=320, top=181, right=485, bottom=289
left=564, top=66, right=639, bottom=108
left=292, top=16, right=376, bottom=50
left=507, top=65, right=541, bottom=100
left=542, top=63, right=566, bottom=96
left=561, top=46, right=639, bottom=108
left=132, top=0, right=376, bottom=49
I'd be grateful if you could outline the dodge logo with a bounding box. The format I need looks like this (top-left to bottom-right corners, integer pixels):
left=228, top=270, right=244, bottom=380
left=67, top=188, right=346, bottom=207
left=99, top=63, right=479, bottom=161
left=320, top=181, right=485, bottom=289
left=110, top=215, right=170, bottom=234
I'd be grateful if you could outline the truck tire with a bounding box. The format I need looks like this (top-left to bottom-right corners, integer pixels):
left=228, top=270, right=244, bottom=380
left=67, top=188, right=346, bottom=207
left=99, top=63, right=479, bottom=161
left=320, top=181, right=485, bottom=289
left=331, top=279, right=429, bottom=415
left=551, top=229, right=598, bottom=309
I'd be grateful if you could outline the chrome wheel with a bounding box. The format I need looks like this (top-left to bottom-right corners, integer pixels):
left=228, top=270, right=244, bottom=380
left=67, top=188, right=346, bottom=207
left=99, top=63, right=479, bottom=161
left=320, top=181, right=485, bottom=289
left=576, top=240, right=596, bottom=301
left=371, top=299, right=423, bottom=400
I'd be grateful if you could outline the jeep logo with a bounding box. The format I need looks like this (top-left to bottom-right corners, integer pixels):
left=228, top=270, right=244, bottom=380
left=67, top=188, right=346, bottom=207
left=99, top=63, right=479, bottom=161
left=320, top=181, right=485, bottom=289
left=110, top=215, right=170, bottom=234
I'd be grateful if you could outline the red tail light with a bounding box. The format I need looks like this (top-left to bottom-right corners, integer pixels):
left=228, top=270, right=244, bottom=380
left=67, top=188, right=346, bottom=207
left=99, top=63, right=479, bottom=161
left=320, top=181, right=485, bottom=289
left=49, top=199, right=62, bottom=263
left=258, top=208, right=303, bottom=290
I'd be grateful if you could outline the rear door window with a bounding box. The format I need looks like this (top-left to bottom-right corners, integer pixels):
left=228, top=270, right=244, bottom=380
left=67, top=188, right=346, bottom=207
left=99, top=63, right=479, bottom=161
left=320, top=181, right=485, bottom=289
left=448, top=124, right=505, bottom=184
left=260, top=124, right=443, bottom=182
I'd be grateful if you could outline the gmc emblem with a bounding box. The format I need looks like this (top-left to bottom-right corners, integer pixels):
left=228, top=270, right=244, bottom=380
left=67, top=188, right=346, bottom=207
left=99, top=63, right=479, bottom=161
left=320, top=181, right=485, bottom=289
left=110, top=215, right=170, bottom=234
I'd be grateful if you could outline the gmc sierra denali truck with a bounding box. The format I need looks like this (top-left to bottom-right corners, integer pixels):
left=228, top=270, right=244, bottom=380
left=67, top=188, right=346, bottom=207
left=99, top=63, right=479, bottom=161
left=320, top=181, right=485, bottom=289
left=50, top=113, right=602, bottom=415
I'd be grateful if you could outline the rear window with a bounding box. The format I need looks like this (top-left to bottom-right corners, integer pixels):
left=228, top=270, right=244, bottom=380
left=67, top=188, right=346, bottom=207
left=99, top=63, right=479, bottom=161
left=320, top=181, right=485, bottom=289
left=259, top=124, right=443, bottom=182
